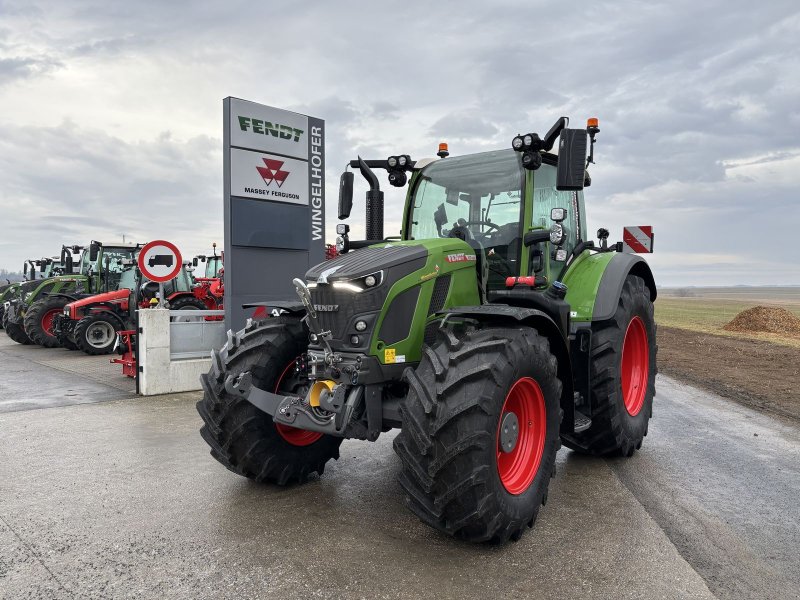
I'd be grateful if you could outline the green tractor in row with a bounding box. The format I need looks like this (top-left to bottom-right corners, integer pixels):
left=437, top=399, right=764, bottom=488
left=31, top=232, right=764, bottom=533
left=3, top=241, right=138, bottom=346
left=1, top=254, right=69, bottom=333
left=197, top=117, right=657, bottom=543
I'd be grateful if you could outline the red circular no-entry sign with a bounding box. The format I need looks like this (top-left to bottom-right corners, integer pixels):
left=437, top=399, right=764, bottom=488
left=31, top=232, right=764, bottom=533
left=138, top=240, right=183, bottom=283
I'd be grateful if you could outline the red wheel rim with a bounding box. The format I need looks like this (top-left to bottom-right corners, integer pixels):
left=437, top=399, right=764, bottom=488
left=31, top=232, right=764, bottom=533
left=41, top=309, right=61, bottom=337
left=273, top=359, right=323, bottom=446
left=621, top=316, right=649, bottom=416
left=496, top=377, right=547, bottom=495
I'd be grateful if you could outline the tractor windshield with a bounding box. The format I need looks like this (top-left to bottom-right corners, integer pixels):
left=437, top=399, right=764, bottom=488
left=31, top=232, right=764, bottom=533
left=118, top=267, right=138, bottom=291
left=409, top=149, right=524, bottom=284
left=205, top=257, right=223, bottom=278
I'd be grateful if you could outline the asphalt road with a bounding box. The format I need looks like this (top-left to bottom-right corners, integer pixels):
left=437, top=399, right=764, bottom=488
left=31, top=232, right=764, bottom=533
left=0, top=335, right=798, bottom=599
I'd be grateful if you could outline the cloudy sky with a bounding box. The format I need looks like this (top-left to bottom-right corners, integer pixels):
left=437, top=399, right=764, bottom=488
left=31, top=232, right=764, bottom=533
left=1, top=0, right=798, bottom=286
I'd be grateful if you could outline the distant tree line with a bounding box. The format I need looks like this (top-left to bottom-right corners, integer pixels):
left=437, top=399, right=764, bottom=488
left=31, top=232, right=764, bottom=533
left=0, top=269, right=24, bottom=284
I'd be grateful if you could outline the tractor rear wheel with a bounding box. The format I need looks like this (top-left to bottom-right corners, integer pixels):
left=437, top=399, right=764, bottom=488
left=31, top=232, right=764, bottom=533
left=562, top=274, right=657, bottom=457
left=24, top=297, right=68, bottom=347
left=74, top=313, right=121, bottom=355
left=394, top=326, right=561, bottom=543
left=197, top=316, right=342, bottom=484
left=4, top=315, right=32, bottom=345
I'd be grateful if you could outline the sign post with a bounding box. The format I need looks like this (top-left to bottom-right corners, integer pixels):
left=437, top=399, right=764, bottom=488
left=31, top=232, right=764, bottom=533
left=138, top=240, right=183, bottom=307
left=223, top=97, right=325, bottom=332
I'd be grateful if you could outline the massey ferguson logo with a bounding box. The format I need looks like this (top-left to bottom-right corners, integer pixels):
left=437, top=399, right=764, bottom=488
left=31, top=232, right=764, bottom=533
left=313, top=304, right=339, bottom=312
left=256, top=158, right=290, bottom=188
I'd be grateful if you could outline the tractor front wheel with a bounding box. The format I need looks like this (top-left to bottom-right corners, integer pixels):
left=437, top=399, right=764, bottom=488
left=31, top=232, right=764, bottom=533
left=394, top=326, right=562, bottom=543
left=196, top=316, right=342, bottom=484
left=56, top=329, right=79, bottom=351
left=562, top=274, right=657, bottom=457
left=24, top=297, right=68, bottom=347
left=4, top=315, right=32, bottom=345
left=74, top=313, right=122, bottom=355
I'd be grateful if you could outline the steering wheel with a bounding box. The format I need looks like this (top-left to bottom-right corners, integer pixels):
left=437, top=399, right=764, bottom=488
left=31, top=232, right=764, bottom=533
left=461, top=220, right=500, bottom=233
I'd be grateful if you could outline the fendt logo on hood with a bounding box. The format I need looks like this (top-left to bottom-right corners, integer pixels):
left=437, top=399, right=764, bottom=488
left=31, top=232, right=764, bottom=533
left=256, top=158, right=290, bottom=188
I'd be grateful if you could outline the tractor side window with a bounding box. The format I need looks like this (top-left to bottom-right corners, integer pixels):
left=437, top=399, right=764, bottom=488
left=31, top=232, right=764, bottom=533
left=205, top=257, right=222, bottom=278
left=410, top=179, right=469, bottom=239
left=79, top=251, right=92, bottom=275
left=174, top=269, right=193, bottom=292
left=532, top=165, right=582, bottom=274
left=118, top=268, right=137, bottom=290
left=100, top=249, right=137, bottom=289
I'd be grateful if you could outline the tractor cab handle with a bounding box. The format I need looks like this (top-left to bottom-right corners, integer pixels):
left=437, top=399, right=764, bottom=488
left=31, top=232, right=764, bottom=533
left=523, top=230, right=551, bottom=247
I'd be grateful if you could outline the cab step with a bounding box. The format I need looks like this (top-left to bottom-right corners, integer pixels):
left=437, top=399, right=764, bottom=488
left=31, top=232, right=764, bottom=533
left=574, top=410, right=592, bottom=433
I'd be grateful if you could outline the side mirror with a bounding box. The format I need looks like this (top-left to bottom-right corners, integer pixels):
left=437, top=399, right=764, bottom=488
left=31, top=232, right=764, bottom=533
left=338, top=171, right=354, bottom=220
left=192, top=257, right=198, bottom=267
left=434, top=203, right=448, bottom=236
left=556, top=129, right=588, bottom=191
left=89, top=241, right=100, bottom=262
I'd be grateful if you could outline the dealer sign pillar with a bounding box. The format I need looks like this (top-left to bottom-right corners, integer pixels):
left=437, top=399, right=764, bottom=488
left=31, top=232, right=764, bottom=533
left=223, top=97, right=325, bottom=331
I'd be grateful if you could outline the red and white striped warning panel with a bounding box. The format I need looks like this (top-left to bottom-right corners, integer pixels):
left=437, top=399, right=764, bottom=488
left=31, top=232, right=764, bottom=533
left=622, top=226, right=654, bottom=253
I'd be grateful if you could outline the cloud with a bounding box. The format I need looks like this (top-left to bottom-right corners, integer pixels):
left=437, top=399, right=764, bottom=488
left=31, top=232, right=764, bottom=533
left=0, top=120, right=222, bottom=265
left=0, top=55, right=62, bottom=86
left=0, top=0, right=798, bottom=287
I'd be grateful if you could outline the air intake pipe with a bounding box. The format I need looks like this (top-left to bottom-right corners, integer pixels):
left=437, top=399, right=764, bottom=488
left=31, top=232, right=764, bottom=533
left=357, top=156, right=384, bottom=241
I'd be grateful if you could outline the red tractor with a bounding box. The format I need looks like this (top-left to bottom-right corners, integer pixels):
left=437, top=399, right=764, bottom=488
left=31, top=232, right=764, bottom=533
left=56, top=260, right=222, bottom=355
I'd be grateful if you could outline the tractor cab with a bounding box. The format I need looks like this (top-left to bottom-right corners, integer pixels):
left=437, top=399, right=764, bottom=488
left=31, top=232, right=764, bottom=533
left=80, top=241, right=140, bottom=293
left=404, top=149, right=587, bottom=295
left=192, top=243, right=224, bottom=279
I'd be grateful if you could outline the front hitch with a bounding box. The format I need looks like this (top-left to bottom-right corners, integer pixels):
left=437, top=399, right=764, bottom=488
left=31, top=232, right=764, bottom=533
left=224, top=364, right=362, bottom=438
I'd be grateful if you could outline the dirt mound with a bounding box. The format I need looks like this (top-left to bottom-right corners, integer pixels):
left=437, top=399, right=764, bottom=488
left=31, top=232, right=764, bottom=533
left=723, top=306, right=800, bottom=336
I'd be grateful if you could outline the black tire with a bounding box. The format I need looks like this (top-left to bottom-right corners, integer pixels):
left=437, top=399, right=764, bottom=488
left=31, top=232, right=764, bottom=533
left=24, top=297, right=69, bottom=347
left=562, top=274, right=657, bottom=457
left=0, top=305, right=5, bottom=329
left=74, top=313, right=122, bottom=355
left=393, top=326, right=562, bottom=543
left=169, top=295, right=206, bottom=310
left=56, top=329, right=79, bottom=351
left=197, top=316, right=342, bottom=485
left=5, top=318, right=32, bottom=345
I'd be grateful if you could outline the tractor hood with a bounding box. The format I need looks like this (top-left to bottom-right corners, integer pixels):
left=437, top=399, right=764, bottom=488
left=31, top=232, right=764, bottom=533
left=67, top=288, right=129, bottom=310
left=66, top=288, right=129, bottom=320
left=306, top=244, right=428, bottom=284
left=302, top=239, right=480, bottom=358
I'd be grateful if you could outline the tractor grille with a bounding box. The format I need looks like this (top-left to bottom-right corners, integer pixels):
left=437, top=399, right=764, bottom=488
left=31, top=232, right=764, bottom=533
left=428, top=275, right=451, bottom=315
left=424, top=321, right=440, bottom=347
left=310, top=284, right=384, bottom=349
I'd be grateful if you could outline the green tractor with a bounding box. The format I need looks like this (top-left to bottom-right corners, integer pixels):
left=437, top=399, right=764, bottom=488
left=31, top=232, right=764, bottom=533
left=3, top=242, right=138, bottom=347
left=1, top=255, right=67, bottom=335
left=197, top=117, right=657, bottom=543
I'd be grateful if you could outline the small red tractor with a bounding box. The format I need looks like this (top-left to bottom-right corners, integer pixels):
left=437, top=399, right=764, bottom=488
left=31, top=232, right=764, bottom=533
left=55, top=256, right=223, bottom=356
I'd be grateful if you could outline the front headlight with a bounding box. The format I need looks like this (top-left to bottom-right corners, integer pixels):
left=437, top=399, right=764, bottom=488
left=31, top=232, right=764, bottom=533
left=24, top=292, right=32, bottom=302
left=330, top=271, right=384, bottom=293
left=63, top=307, right=70, bottom=316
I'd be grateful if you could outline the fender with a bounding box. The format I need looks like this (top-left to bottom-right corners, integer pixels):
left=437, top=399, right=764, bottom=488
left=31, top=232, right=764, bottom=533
left=43, top=292, right=85, bottom=305
left=440, top=304, right=575, bottom=434
left=562, top=251, right=656, bottom=324
left=593, top=253, right=656, bottom=321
